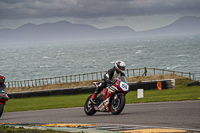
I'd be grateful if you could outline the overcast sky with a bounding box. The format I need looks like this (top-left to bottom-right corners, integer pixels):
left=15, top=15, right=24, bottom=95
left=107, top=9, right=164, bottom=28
left=0, top=0, right=200, bottom=31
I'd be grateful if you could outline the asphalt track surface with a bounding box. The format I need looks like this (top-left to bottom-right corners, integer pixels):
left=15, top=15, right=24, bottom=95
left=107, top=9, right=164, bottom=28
left=1, top=100, right=200, bottom=132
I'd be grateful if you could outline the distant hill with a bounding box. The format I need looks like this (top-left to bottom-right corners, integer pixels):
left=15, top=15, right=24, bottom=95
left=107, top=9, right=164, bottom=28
left=138, top=16, right=200, bottom=36
left=0, top=21, right=136, bottom=43
left=0, top=16, right=200, bottom=43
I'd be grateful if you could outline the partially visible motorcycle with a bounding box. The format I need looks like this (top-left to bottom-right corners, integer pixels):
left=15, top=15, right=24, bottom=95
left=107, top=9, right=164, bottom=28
left=84, top=76, right=129, bottom=115
left=0, top=90, right=9, bottom=118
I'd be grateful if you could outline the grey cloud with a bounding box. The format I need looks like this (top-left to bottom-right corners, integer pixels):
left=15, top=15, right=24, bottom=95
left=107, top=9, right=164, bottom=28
left=0, top=0, right=200, bottom=20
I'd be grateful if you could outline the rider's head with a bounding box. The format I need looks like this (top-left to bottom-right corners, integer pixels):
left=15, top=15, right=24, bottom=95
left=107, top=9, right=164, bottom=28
left=115, top=60, right=126, bottom=73
left=0, top=75, right=5, bottom=85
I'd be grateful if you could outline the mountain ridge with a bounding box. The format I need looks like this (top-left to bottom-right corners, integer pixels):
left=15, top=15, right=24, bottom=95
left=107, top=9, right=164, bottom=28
left=0, top=16, right=200, bottom=44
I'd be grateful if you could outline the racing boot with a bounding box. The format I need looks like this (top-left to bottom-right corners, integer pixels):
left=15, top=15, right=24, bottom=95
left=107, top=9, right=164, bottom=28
left=90, top=93, right=98, bottom=104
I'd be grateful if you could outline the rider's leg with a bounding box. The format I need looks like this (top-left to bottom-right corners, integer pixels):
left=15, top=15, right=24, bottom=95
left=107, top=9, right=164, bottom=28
left=91, top=83, right=103, bottom=99
left=91, top=80, right=105, bottom=102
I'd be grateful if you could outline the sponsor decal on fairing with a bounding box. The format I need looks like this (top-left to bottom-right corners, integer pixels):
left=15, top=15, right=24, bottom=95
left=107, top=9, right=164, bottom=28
left=98, top=97, right=110, bottom=111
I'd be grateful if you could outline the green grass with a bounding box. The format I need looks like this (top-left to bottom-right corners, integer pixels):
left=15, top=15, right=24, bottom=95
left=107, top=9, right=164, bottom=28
left=4, top=79, right=200, bottom=113
left=0, top=126, right=73, bottom=133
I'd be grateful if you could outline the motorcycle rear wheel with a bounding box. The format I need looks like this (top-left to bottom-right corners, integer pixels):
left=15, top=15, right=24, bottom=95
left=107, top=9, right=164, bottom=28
left=0, top=104, right=4, bottom=118
left=84, top=95, right=96, bottom=115
left=110, top=94, right=125, bottom=115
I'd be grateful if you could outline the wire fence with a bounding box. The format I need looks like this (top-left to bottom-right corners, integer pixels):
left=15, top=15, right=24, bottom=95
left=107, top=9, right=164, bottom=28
left=5, top=67, right=197, bottom=88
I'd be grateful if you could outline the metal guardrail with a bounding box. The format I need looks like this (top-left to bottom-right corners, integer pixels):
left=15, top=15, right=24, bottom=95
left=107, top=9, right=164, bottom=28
left=5, top=67, right=196, bottom=88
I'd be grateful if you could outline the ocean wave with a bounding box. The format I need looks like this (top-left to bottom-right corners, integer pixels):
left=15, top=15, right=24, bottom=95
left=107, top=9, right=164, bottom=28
left=136, top=50, right=142, bottom=54
left=39, top=66, right=51, bottom=68
left=43, top=56, right=48, bottom=59
left=166, top=65, right=182, bottom=70
left=177, top=55, right=189, bottom=57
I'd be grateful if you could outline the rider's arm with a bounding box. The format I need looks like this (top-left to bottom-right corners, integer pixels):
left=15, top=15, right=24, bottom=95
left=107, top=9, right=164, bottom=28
left=0, top=84, right=6, bottom=91
left=121, top=72, right=126, bottom=77
left=104, top=67, right=115, bottom=83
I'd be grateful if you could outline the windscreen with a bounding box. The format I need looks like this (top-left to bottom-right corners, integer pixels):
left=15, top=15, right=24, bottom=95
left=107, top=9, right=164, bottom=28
left=119, top=76, right=127, bottom=83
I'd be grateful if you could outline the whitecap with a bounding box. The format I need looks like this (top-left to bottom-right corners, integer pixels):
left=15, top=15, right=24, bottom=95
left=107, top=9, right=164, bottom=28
left=43, top=56, right=48, bottom=59
left=136, top=50, right=142, bottom=54
left=40, top=66, right=51, bottom=68
left=177, top=55, right=188, bottom=57
left=167, top=65, right=181, bottom=70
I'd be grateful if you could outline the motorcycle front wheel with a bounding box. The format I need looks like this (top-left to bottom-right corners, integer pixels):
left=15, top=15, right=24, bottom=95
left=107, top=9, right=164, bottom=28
left=84, top=95, right=96, bottom=115
left=0, top=104, right=4, bottom=118
left=110, top=94, right=125, bottom=115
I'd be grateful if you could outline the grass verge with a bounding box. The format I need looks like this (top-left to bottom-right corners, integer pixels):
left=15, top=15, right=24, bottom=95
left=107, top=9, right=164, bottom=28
left=0, top=126, right=73, bottom=133
left=4, top=78, right=200, bottom=113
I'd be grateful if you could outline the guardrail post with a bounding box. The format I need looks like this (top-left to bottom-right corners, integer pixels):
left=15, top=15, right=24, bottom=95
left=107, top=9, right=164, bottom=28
left=189, top=73, right=191, bottom=80
left=127, top=69, right=129, bottom=77
left=35, top=79, right=37, bottom=86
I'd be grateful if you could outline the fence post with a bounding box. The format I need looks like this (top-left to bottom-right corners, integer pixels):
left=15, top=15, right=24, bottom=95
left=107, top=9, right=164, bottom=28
left=24, top=81, right=26, bottom=87
left=14, top=81, right=16, bottom=88
left=32, top=80, right=34, bottom=87
left=127, top=69, right=129, bottom=77
left=65, top=76, right=68, bottom=83
left=35, top=79, right=37, bottom=86
left=189, top=73, right=191, bottom=80
left=18, top=81, right=20, bottom=88
left=28, top=80, right=30, bottom=87
left=46, top=78, right=48, bottom=84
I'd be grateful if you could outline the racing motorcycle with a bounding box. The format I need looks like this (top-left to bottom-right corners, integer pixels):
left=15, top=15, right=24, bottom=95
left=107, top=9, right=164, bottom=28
left=0, top=90, right=9, bottom=118
left=84, top=76, right=129, bottom=115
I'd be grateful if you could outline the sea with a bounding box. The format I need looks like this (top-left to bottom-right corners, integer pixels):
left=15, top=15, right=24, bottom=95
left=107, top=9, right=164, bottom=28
left=1, top=34, right=200, bottom=82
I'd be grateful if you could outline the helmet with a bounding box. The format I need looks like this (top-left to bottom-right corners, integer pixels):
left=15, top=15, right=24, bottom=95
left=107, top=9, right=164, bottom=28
left=115, top=60, right=126, bottom=73
left=0, top=75, right=5, bottom=84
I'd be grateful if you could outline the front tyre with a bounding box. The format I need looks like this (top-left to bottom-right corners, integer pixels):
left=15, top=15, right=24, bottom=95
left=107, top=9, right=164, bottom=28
left=110, top=94, right=125, bottom=115
left=0, top=104, right=4, bottom=118
left=84, top=95, right=96, bottom=115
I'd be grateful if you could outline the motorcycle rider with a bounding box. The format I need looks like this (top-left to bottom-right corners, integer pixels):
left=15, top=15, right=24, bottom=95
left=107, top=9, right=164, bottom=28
left=0, top=75, right=6, bottom=91
left=90, top=60, right=126, bottom=104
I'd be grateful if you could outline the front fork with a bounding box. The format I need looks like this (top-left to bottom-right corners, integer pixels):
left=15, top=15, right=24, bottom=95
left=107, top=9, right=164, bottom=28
left=113, top=94, right=118, bottom=104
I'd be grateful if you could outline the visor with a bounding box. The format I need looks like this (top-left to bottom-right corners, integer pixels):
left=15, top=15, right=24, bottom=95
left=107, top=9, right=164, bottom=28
left=119, top=66, right=125, bottom=71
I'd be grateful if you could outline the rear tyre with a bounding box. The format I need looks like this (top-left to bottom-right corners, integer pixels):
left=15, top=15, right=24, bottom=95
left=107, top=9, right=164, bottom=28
left=0, top=104, right=4, bottom=118
left=84, top=95, right=96, bottom=115
left=110, top=94, right=125, bottom=115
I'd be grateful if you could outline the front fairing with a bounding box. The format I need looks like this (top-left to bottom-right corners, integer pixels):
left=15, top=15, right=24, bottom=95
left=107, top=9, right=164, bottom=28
left=113, top=76, right=129, bottom=94
left=0, top=90, right=9, bottom=101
